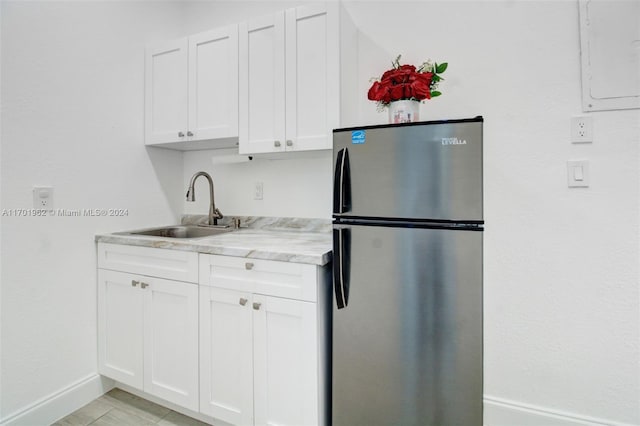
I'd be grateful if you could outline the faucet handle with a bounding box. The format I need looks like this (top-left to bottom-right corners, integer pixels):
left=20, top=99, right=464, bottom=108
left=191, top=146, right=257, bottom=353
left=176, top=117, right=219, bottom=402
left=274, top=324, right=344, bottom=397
left=214, top=208, right=223, bottom=219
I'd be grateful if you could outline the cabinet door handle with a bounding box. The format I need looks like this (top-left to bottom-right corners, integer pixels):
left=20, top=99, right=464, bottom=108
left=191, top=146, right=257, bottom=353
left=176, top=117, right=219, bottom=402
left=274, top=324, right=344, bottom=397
left=274, top=140, right=281, bottom=147
left=239, top=298, right=248, bottom=306
left=131, top=280, right=139, bottom=287
left=187, top=131, right=194, bottom=137
left=252, top=302, right=261, bottom=310
left=286, top=139, right=293, bottom=147
left=140, top=282, right=149, bottom=289
left=178, top=131, right=185, bottom=138
left=245, top=262, right=254, bottom=270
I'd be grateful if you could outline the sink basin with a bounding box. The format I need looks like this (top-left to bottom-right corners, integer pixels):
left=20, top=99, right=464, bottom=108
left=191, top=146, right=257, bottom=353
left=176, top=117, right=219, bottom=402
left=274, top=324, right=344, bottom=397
left=120, top=225, right=232, bottom=239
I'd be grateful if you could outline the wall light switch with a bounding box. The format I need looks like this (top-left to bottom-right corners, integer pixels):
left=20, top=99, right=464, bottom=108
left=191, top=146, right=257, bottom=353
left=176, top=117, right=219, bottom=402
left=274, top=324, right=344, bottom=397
left=567, top=160, right=589, bottom=187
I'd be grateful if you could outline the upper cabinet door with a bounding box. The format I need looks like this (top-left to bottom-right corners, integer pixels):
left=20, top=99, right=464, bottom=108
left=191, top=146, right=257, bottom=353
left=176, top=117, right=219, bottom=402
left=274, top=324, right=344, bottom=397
left=188, top=26, right=239, bottom=141
left=239, top=12, right=286, bottom=154
left=145, top=38, right=188, bottom=145
left=285, top=3, right=338, bottom=152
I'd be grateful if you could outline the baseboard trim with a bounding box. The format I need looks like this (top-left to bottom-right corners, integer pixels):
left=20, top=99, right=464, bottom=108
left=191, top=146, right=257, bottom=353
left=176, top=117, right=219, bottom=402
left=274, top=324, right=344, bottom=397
left=484, top=395, right=636, bottom=426
left=0, top=374, right=114, bottom=426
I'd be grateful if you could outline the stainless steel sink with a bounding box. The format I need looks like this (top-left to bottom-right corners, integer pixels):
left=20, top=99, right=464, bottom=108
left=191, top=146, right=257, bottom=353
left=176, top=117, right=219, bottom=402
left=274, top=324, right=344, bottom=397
left=119, top=225, right=232, bottom=239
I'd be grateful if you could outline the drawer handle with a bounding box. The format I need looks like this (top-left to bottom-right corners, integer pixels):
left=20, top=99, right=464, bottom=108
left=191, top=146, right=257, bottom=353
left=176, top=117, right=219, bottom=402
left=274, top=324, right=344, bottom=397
left=245, top=262, right=254, bottom=270
left=252, top=302, right=261, bottom=310
left=140, top=282, right=149, bottom=289
left=239, top=298, right=248, bottom=306
left=131, top=280, right=139, bottom=287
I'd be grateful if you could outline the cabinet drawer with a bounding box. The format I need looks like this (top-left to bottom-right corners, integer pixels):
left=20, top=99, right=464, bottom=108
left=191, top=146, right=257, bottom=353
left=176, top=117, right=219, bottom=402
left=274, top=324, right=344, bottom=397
left=199, top=255, right=318, bottom=302
left=98, top=243, right=198, bottom=283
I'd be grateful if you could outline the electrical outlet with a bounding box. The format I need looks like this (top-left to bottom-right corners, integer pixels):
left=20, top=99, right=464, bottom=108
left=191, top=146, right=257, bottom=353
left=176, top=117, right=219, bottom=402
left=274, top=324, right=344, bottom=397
left=254, top=181, right=263, bottom=200
left=33, top=186, right=54, bottom=209
left=571, top=115, right=593, bottom=143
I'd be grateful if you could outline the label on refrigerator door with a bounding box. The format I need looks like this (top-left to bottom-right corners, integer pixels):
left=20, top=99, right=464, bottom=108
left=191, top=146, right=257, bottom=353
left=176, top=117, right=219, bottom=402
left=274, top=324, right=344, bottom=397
left=351, top=130, right=366, bottom=144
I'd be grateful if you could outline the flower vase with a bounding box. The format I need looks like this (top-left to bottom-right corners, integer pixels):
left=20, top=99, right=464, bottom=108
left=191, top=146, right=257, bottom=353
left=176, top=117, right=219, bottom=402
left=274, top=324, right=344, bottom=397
left=388, top=100, right=420, bottom=124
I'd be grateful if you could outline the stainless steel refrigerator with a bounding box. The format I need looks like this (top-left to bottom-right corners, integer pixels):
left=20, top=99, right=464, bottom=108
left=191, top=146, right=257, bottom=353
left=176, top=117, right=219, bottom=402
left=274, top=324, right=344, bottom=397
left=331, top=117, right=483, bottom=426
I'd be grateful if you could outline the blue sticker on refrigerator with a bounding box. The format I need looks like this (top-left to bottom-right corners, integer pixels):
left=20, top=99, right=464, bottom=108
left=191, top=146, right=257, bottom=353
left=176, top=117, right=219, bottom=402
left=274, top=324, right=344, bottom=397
left=351, top=130, right=365, bottom=144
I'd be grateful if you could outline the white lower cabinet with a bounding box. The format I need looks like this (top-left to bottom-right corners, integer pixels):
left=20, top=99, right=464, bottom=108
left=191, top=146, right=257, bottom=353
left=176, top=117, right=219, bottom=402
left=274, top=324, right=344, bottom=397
left=199, top=254, right=329, bottom=426
left=199, top=286, right=254, bottom=424
left=97, top=243, right=329, bottom=426
left=97, top=244, right=199, bottom=411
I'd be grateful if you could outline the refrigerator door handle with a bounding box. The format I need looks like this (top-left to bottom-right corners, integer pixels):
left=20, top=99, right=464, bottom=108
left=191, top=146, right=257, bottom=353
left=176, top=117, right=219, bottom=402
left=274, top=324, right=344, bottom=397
left=333, top=227, right=350, bottom=309
left=333, top=148, right=352, bottom=214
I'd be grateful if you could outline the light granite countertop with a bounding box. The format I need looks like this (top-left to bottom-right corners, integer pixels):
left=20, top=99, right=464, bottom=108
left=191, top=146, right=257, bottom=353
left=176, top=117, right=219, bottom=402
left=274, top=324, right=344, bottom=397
left=95, top=216, right=333, bottom=266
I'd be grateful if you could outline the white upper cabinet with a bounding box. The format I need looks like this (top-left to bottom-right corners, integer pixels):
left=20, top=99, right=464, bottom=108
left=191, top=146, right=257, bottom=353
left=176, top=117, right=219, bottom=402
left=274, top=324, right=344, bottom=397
left=145, top=25, right=239, bottom=150
left=188, top=27, right=239, bottom=141
left=239, top=3, right=357, bottom=155
left=238, top=12, right=286, bottom=154
left=145, top=38, right=189, bottom=145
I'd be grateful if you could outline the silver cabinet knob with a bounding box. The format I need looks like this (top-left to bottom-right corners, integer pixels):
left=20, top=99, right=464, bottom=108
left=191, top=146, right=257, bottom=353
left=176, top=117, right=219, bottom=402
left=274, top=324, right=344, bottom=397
left=245, top=262, right=254, bottom=270
left=239, top=298, right=248, bottom=306
left=274, top=140, right=281, bottom=147
left=187, top=131, right=194, bottom=137
left=131, top=280, right=139, bottom=287
left=286, top=140, right=293, bottom=147
left=140, top=282, right=149, bottom=289
left=178, top=131, right=185, bottom=137
left=252, top=302, right=261, bottom=310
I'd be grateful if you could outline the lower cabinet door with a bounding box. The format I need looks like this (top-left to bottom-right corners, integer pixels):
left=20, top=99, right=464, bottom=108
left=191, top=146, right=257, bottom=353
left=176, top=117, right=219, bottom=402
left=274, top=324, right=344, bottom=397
left=253, top=294, right=318, bottom=426
left=200, top=286, right=254, bottom=425
left=143, top=276, right=199, bottom=411
left=98, top=269, right=145, bottom=390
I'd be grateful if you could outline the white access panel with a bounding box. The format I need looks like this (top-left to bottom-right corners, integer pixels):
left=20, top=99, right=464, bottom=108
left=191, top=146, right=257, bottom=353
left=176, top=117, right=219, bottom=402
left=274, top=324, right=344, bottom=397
left=579, top=0, right=640, bottom=111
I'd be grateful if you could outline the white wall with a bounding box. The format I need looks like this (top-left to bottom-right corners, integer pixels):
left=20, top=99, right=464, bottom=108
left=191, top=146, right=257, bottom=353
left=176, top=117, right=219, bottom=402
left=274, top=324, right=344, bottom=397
left=0, top=1, right=637, bottom=425
left=182, top=1, right=640, bottom=425
left=0, top=1, right=185, bottom=422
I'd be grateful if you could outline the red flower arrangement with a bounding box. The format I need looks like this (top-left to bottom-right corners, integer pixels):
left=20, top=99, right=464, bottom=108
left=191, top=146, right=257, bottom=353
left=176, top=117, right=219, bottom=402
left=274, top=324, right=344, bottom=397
left=368, top=55, right=448, bottom=109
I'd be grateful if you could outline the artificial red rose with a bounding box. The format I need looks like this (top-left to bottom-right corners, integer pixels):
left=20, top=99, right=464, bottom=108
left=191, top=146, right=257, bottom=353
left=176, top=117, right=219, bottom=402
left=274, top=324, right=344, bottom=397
left=412, top=72, right=433, bottom=100
left=381, top=64, right=416, bottom=84
left=369, top=58, right=444, bottom=105
left=389, top=85, right=405, bottom=101
left=403, top=83, right=415, bottom=99
left=367, top=81, right=387, bottom=101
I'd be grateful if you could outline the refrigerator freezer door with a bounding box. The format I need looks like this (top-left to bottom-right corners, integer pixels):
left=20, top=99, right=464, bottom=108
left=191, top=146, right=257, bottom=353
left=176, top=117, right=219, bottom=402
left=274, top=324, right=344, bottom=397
left=332, top=224, right=483, bottom=426
left=333, top=120, right=483, bottom=222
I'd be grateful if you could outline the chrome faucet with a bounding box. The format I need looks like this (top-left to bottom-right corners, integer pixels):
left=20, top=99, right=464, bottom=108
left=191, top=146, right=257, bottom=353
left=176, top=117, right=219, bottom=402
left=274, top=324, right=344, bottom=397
left=186, top=171, right=223, bottom=226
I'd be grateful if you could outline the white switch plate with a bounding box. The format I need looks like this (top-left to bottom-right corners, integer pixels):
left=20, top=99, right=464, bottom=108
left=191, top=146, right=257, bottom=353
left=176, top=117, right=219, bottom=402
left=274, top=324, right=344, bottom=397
left=567, top=160, right=589, bottom=187
left=571, top=115, right=593, bottom=143
left=254, top=181, right=263, bottom=200
left=33, top=186, right=54, bottom=209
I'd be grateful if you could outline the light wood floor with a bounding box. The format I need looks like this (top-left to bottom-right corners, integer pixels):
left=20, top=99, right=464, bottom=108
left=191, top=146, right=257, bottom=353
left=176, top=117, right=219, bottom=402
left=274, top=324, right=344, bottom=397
left=52, top=388, right=209, bottom=426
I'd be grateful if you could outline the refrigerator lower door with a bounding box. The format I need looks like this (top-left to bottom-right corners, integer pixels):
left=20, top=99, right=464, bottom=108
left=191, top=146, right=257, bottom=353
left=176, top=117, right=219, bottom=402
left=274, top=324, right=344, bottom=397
left=332, top=224, right=483, bottom=426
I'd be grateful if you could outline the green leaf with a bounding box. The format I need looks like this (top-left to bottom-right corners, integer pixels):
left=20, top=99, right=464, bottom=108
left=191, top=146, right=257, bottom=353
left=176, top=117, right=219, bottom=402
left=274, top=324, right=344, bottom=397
left=432, top=75, right=441, bottom=83
left=435, top=62, right=448, bottom=74
left=431, top=91, right=442, bottom=97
